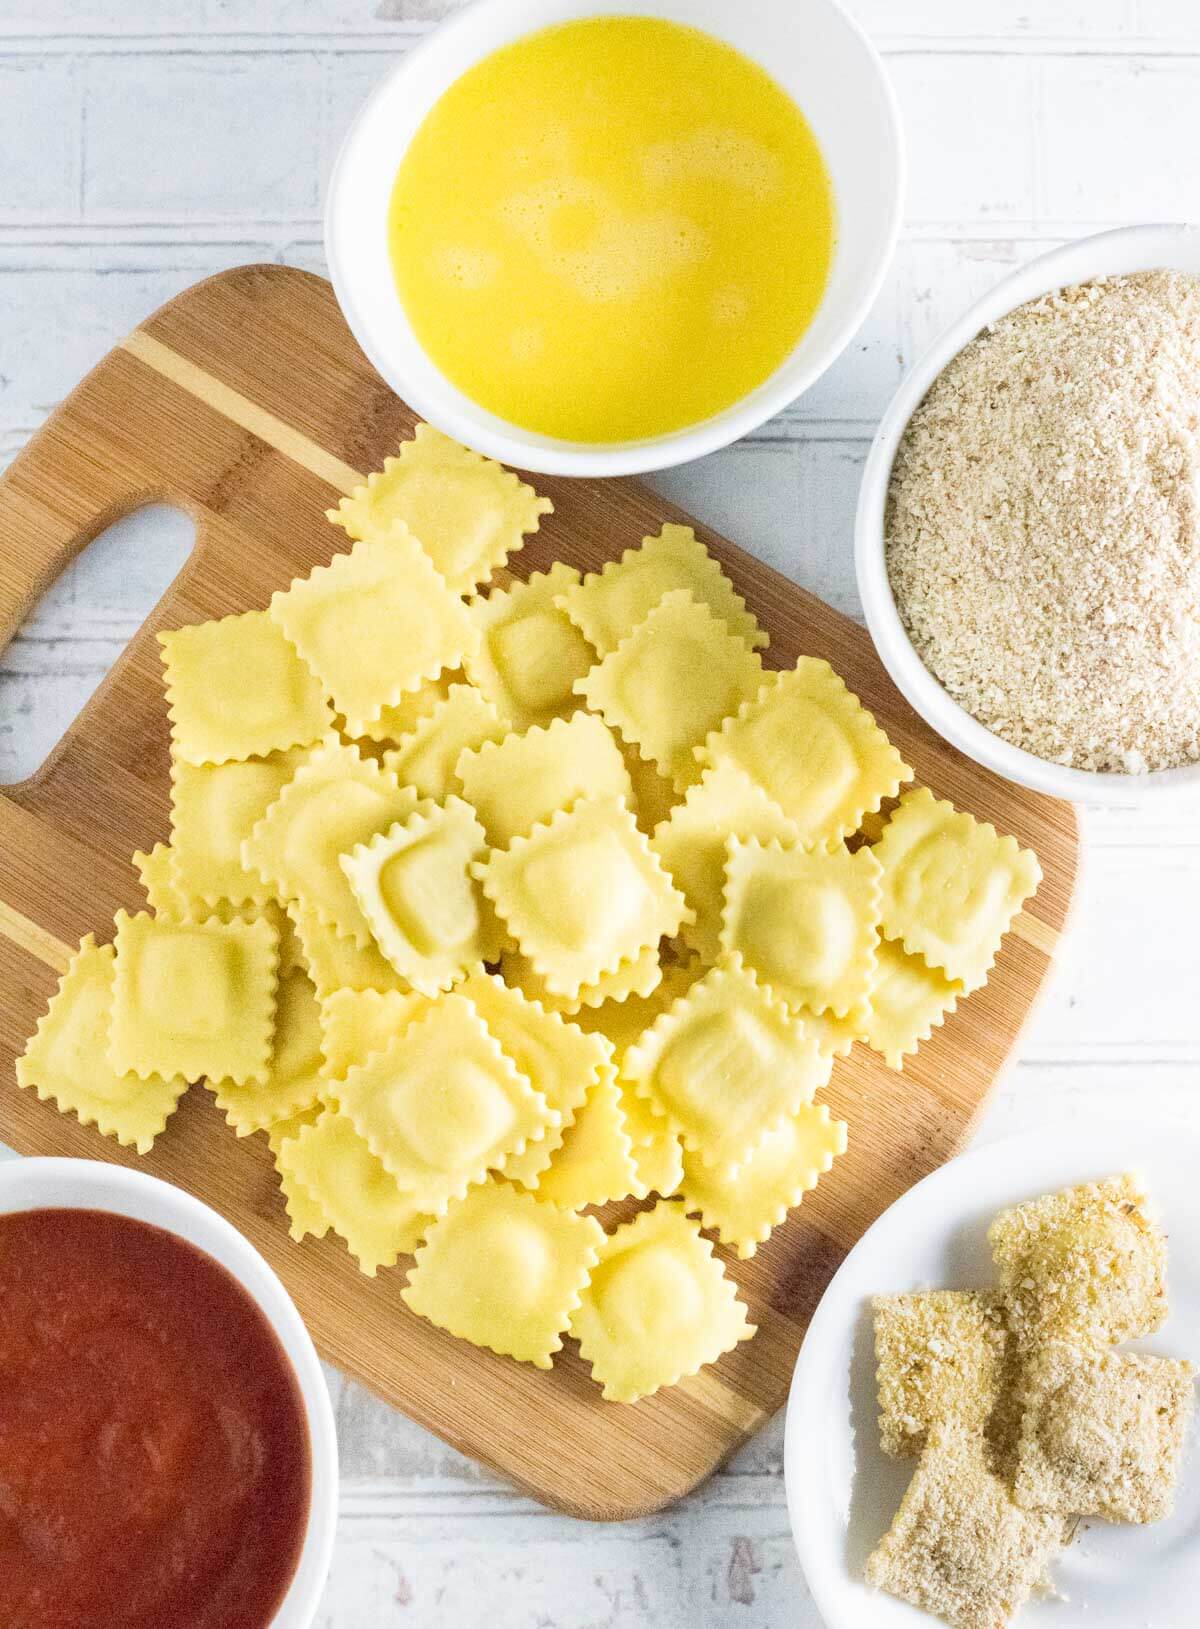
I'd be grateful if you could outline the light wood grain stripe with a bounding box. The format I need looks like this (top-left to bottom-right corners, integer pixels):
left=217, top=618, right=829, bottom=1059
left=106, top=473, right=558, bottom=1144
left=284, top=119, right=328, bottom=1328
left=122, top=331, right=365, bottom=496
left=0, top=902, right=73, bottom=974
left=676, top=1369, right=768, bottom=1434
left=1012, top=910, right=1059, bottom=956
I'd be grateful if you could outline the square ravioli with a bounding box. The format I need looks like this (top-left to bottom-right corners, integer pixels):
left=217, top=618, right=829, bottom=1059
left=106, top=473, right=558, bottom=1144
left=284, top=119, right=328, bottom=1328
left=337, top=993, right=558, bottom=1210
left=622, top=960, right=831, bottom=1176
left=465, top=562, right=597, bottom=731
left=381, top=683, right=505, bottom=800
left=17, top=936, right=187, bottom=1154
left=275, top=1107, right=430, bottom=1273
left=242, top=738, right=418, bottom=947
left=159, top=610, right=332, bottom=765
left=865, top=1425, right=1067, bottom=1629
left=699, top=659, right=911, bottom=844
left=872, top=1290, right=1008, bottom=1457
left=210, top=966, right=325, bottom=1135
left=681, top=1101, right=846, bottom=1259
left=169, top=745, right=311, bottom=910
left=873, top=787, right=1042, bottom=991
left=319, top=987, right=430, bottom=1083
left=555, top=523, right=766, bottom=658
left=650, top=760, right=802, bottom=961
left=402, top=1181, right=604, bottom=1367
left=108, top=909, right=278, bottom=1086
left=988, top=1173, right=1168, bottom=1349
left=287, top=898, right=408, bottom=999
left=456, top=710, right=632, bottom=850
left=458, top=972, right=608, bottom=1186
left=1014, top=1344, right=1196, bottom=1523
left=341, top=796, right=503, bottom=995
left=475, top=794, right=690, bottom=999
left=720, top=836, right=883, bottom=1018
left=327, top=420, right=551, bottom=595
left=577, top=590, right=764, bottom=790
left=858, top=936, right=963, bottom=1070
left=530, top=1067, right=640, bottom=1209
left=268, top=526, right=479, bottom=734
left=570, top=1203, right=755, bottom=1402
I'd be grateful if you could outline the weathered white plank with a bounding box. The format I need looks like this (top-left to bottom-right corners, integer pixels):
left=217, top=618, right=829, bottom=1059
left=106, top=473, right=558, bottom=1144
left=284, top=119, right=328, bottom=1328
left=83, top=52, right=324, bottom=219
left=0, top=58, right=82, bottom=222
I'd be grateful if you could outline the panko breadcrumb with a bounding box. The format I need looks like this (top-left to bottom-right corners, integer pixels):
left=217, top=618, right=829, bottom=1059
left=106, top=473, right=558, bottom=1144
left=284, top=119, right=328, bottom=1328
left=1014, top=1342, right=1196, bottom=1524
left=887, top=269, right=1200, bottom=773
left=865, top=1424, right=1068, bottom=1629
left=988, top=1173, right=1167, bottom=1350
left=873, top=1290, right=1008, bottom=1457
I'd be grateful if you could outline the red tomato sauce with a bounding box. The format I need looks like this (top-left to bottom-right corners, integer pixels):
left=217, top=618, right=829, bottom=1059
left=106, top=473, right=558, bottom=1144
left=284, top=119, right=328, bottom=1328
left=0, top=1207, right=312, bottom=1629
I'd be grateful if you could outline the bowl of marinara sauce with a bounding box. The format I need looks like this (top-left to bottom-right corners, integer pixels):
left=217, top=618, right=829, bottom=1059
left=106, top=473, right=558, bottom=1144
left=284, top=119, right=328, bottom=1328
left=0, top=1157, right=338, bottom=1629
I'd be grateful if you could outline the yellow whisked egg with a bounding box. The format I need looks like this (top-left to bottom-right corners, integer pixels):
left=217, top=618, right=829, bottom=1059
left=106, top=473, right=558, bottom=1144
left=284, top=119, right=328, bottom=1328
left=388, top=15, right=835, bottom=443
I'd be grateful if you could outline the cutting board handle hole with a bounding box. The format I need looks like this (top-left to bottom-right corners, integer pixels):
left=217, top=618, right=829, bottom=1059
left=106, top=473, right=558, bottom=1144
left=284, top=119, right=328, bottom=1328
left=1, top=503, right=195, bottom=785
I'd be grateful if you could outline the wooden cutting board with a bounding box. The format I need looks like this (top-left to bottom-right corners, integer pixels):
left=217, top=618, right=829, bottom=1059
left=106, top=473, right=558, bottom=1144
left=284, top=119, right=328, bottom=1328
left=0, top=265, right=1078, bottom=1521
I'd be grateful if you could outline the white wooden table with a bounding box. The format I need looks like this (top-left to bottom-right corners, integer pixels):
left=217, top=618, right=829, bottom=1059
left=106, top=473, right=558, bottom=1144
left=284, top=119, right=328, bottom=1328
left=3, top=2, right=1199, bottom=1622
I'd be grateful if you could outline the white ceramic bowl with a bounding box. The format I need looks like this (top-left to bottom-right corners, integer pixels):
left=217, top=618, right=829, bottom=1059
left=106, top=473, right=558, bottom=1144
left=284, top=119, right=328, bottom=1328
left=0, top=1158, right=338, bottom=1629
left=784, top=1119, right=1200, bottom=1629
left=324, top=0, right=903, bottom=476
left=856, top=222, right=1200, bottom=807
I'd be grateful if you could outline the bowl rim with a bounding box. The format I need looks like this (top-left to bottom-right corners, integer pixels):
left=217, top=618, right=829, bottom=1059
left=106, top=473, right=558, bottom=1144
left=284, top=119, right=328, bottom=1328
left=855, top=221, right=1200, bottom=807
left=0, top=1156, right=338, bottom=1629
left=323, top=0, right=905, bottom=477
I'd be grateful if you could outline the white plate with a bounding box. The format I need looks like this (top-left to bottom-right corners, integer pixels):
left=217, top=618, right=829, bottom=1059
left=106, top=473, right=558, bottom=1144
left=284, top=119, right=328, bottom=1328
left=784, top=1121, right=1200, bottom=1629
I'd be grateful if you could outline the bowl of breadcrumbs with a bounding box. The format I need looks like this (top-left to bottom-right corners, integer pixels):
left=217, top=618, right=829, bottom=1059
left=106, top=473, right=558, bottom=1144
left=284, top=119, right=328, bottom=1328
left=857, top=223, right=1200, bottom=803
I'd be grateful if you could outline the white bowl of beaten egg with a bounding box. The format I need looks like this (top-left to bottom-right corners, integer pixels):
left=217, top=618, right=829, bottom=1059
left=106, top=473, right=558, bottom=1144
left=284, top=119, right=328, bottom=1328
left=325, top=0, right=903, bottom=476
left=857, top=223, right=1200, bottom=806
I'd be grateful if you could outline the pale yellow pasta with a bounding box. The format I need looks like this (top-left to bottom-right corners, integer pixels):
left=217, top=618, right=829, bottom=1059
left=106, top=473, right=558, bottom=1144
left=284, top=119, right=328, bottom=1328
left=476, top=795, right=690, bottom=1000
left=327, top=421, right=551, bottom=595
left=169, top=745, right=311, bottom=910
left=287, top=898, right=409, bottom=999
left=497, top=941, right=664, bottom=1016
left=159, top=609, right=332, bottom=765
left=720, top=836, right=883, bottom=1018
left=338, top=993, right=557, bottom=1210
left=381, top=683, right=505, bottom=800
left=873, top=787, right=1042, bottom=991
left=618, top=1081, right=684, bottom=1199
left=402, top=1181, right=604, bottom=1367
left=318, top=987, right=429, bottom=1083
left=578, top=589, right=764, bottom=790
left=464, top=562, right=596, bottom=731
left=341, top=796, right=503, bottom=995
left=570, top=1202, right=755, bottom=1402
left=16, top=935, right=187, bottom=1154
left=622, top=960, right=831, bottom=1175
left=133, top=842, right=187, bottom=919
left=858, top=936, right=962, bottom=1069
left=529, top=1066, right=640, bottom=1209
left=275, top=1108, right=430, bottom=1273
left=798, top=1002, right=870, bottom=1059
left=210, top=965, right=325, bottom=1134
left=569, top=953, right=706, bottom=1060
left=618, top=737, right=679, bottom=833
left=456, top=710, right=631, bottom=850
left=269, top=525, right=479, bottom=735
left=699, top=659, right=912, bottom=844
left=555, top=523, right=766, bottom=658
left=681, top=1100, right=847, bottom=1258
left=108, top=909, right=278, bottom=1086
left=650, top=760, right=802, bottom=962
left=352, top=672, right=453, bottom=747
left=264, top=1102, right=323, bottom=1160
left=242, top=738, right=418, bottom=947
left=458, top=971, right=608, bottom=1186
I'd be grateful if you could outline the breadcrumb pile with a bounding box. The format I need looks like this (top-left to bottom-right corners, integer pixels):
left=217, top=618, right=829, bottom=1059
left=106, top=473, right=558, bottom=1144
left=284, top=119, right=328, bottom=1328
left=886, top=269, right=1200, bottom=773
